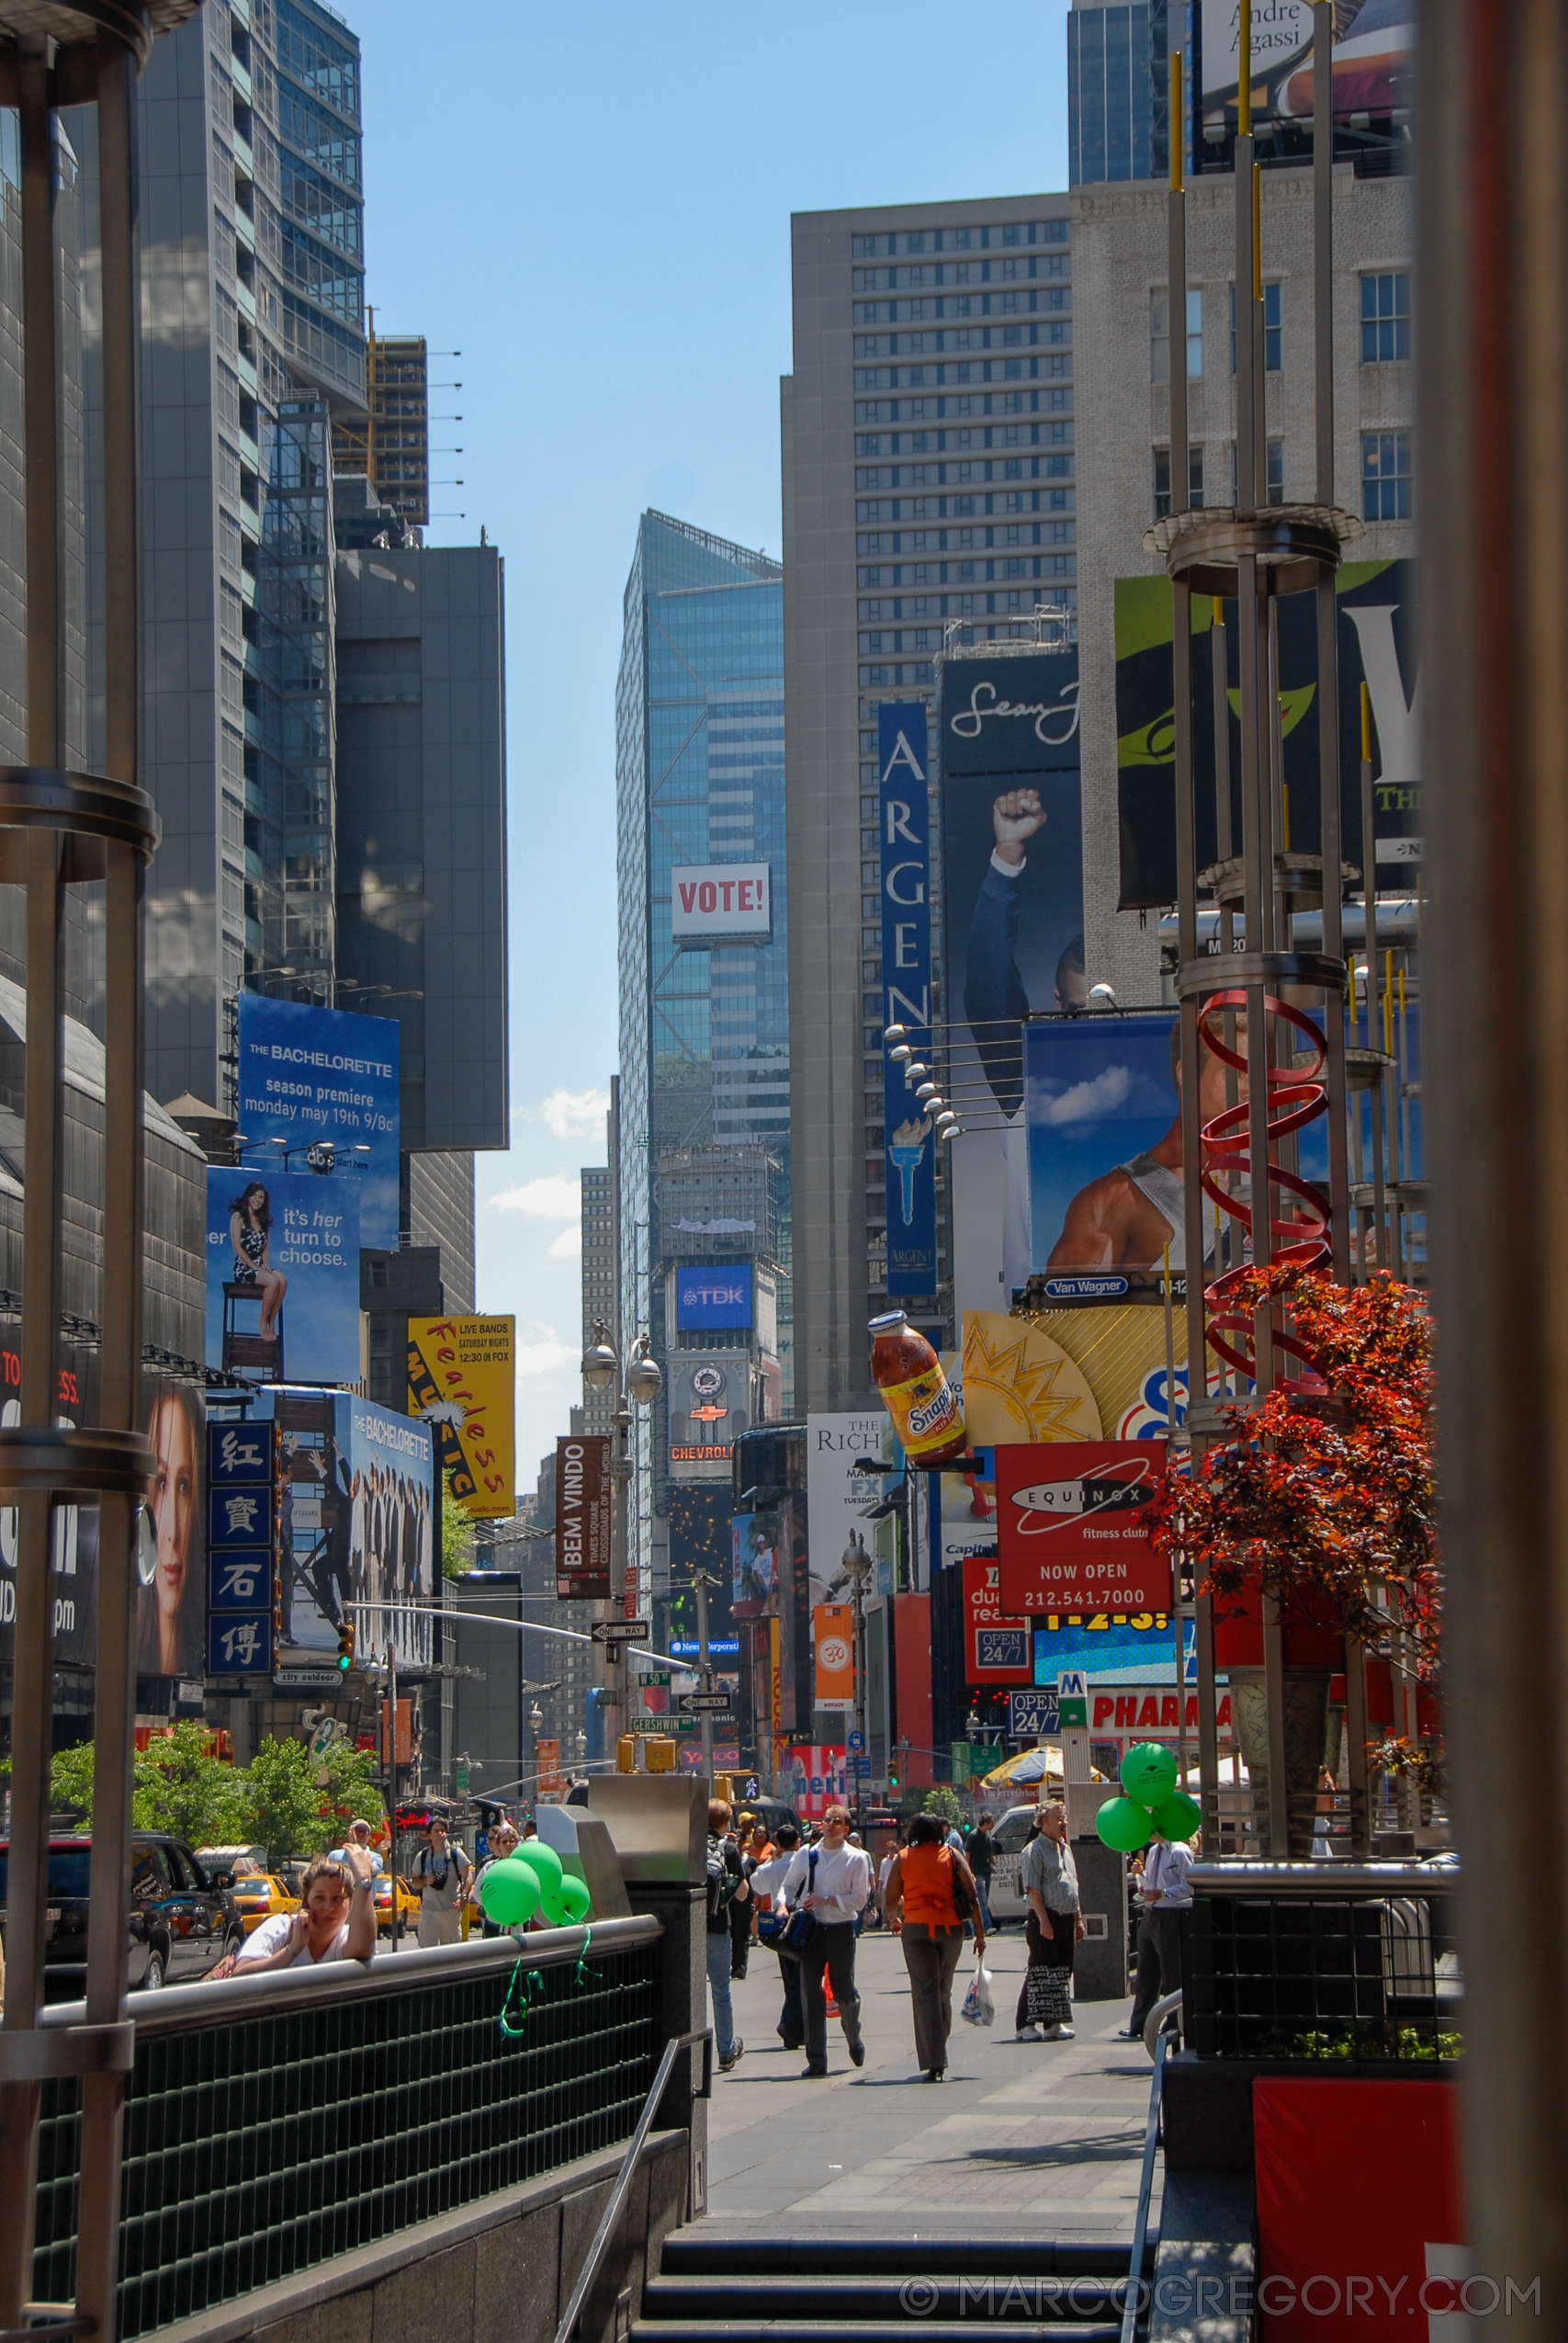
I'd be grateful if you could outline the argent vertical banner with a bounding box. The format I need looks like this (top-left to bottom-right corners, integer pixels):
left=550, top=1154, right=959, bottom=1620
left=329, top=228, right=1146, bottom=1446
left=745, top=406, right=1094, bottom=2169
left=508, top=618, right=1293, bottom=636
left=878, top=701, right=936, bottom=1296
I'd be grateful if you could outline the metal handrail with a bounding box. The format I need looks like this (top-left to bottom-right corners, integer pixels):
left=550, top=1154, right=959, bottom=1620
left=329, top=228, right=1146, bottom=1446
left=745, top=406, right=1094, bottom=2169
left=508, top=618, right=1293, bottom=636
left=1120, top=2029, right=1169, bottom=2343
left=1187, top=1859, right=1456, bottom=1897
left=37, top=1914, right=662, bottom=2040
left=554, top=2026, right=710, bottom=2343
left=1143, top=1989, right=1182, bottom=2059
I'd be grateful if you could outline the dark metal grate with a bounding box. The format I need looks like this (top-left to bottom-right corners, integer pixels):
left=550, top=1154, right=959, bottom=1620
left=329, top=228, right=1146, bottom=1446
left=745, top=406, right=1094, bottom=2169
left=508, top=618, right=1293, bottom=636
left=1183, top=1887, right=1459, bottom=2062
left=32, top=1941, right=661, bottom=2337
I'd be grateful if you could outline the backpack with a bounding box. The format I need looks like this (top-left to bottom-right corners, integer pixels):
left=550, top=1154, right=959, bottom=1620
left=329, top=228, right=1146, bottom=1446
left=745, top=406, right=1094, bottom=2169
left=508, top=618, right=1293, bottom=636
left=706, top=1837, right=741, bottom=1924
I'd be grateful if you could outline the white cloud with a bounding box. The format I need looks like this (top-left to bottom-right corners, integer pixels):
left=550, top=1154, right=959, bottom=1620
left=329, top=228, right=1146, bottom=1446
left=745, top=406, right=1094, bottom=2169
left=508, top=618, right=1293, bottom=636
left=539, top=1086, right=612, bottom=1139
left=513, top=1324, right=578, bottom=1378
left=547, top=1223, right=582, bottom=1260
left=488, top=1173, right=581, bottom=1219
left=1036, top=1065, right=1134, bottom=1126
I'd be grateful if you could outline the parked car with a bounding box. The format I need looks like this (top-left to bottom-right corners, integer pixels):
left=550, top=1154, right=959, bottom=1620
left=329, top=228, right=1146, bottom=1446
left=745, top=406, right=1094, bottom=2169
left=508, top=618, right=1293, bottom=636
left=985, top=1804, right=1048, bottom=1925
left=0, top=1832, right=245, bottom=1999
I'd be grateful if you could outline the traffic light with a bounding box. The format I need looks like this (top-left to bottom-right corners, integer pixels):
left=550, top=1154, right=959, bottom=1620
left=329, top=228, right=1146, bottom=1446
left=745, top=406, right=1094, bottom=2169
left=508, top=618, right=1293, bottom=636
left=888, top=1754, right=901, bottom=1791
left=336, top=1615, right=355, bottom=1675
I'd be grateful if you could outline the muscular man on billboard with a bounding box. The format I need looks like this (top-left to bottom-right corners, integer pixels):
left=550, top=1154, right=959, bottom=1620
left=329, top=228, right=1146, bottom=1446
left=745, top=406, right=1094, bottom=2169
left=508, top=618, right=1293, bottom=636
left=1045, top=1019, right=1236, bottom=1273
left=964, top=788, right=1085, bottom=1116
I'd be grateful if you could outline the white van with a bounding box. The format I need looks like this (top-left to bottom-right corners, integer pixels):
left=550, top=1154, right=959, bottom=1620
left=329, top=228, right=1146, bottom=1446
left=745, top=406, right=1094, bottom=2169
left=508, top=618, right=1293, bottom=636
left=984, top=1804, right=1050, bottom=1924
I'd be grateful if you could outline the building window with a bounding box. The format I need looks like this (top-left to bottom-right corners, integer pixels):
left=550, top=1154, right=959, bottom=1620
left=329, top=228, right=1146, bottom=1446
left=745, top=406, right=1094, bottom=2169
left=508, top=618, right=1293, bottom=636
left=1362, top=430, right=1412, bottom=521
left=1266, top=438, right=1284, bottom=505
left=1154, top=444, right=1205, bottom=519
left=1360, top=271, right=1410, bottom=362
left=1229, top=282, right=1282, bottom=373
left=1152, top=288, right=1202, bottom=383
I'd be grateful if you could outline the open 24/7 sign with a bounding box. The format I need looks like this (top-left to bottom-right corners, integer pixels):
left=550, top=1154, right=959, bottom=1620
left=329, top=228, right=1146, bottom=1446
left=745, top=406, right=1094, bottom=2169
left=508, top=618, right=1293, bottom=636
left=994, top=1442, right=1171, bottom=1618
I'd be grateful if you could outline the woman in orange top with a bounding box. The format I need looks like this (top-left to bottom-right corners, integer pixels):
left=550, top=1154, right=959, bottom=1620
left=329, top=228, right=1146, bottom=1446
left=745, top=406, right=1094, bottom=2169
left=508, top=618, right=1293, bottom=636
left=884, top=1812, right=987, bottom=2081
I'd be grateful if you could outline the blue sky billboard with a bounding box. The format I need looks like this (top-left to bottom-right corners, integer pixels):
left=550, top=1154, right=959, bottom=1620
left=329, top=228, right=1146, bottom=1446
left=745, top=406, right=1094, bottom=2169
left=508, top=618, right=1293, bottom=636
left=206, top=1167, right=360, bottom=1386
left=236, top=993, right=400, bottom=1249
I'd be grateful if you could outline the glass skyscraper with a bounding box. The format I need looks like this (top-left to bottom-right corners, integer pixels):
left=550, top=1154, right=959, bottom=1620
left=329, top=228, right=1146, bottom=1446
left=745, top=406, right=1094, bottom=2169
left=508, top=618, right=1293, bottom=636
left=615, top=511, right=789, bottom=1598
left=1068, top=0, right=1171, bottom=186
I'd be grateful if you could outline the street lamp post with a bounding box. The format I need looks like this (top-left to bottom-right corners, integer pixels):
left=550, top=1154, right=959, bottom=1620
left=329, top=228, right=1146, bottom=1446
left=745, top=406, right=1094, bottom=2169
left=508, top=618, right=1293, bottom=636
left=581, top=1323, right=661, bottom=1755
left=841, top=1533, right=873, bottom=1834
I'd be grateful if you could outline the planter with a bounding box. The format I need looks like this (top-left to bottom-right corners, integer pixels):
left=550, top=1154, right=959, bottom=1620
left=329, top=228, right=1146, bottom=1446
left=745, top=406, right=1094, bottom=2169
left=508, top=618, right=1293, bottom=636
left=1228, top=1667, right=1335, bottom=1856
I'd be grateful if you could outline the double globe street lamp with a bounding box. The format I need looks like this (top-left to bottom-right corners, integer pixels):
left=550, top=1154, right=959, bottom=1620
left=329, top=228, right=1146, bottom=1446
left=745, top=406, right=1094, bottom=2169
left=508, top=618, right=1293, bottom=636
left=581, top=1324, right=662, bottom=1750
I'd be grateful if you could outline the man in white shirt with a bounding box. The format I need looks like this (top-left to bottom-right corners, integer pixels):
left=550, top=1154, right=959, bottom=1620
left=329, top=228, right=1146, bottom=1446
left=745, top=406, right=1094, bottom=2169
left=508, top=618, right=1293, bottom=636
left=778, top=1805, right=871, bottom=2077
left=328, top=1817, right=385, bottom=1875
left=1122, top=1829, right=1196, bottom=2041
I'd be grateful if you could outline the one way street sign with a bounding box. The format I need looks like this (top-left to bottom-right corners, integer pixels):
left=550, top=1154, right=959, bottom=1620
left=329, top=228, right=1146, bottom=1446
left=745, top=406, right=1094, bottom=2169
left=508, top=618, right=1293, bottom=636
left=592, top=1617, right=651, bottom=1644
left=678, top=1691, right=733, bottom=1715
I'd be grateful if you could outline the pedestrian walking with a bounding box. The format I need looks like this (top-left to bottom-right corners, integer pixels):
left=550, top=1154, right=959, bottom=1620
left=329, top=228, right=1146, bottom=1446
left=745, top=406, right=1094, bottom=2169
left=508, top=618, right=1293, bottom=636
left=328, top=1817, right=385, bottom=1874
left=778, top=1803, right=869, bottom=2077
left=884, top=1812, right=987, bottom=2082
left=465, top=1817, right=521, bottom=1937
left=1122, top=1825, right=1196, bottom=2041
left=968, top=1812, right=997, bottom=1931
left=410, top=1819, right=470, bottom=1946
left=749, top=1820, right=805, bottom=2049
left=1015, top=1802, right=1082, bottom=2041
left=730, top=1819, right=757, bottom=1980
left=872, top=1827, right=904, bottom=1930
left=705, top=1797, right=750, bottom=2072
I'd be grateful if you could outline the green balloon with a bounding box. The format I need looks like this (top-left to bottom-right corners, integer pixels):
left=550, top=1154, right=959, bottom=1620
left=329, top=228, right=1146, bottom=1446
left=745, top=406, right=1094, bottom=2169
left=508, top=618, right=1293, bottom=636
left=1151, top=1792, right=1201, bottom=1842
left=1121, top=1741, right=1179, bottom=1809
left=478, top=1856, right=542, bottom=1928
left=554, top=1873, right=592, bottom=1924
left=513, top=1840, right=564, bottom=1896
left=1096, top=1796, right=1155, bottom=1853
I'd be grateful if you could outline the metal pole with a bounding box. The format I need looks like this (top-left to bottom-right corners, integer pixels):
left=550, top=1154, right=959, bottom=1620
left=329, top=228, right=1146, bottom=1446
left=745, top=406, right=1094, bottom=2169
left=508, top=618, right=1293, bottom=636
left=0, top=45, right=65, bottom=2322
left=389, top=1637, right=400, bottom=1944
left=694, top=1565, right=715, bottom=1784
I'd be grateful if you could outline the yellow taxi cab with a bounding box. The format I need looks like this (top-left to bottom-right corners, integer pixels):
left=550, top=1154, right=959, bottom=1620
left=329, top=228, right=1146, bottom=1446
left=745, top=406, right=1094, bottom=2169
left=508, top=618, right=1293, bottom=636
left=372, top=1872, right=421, bottom=1934
left=196, top=1847, right=299, bottom=1935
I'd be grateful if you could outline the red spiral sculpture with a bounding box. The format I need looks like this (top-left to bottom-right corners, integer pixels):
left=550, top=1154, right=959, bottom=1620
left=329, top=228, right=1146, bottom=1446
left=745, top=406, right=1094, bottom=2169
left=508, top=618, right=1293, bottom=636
left=1197, top=988, right=1330, bottom=1387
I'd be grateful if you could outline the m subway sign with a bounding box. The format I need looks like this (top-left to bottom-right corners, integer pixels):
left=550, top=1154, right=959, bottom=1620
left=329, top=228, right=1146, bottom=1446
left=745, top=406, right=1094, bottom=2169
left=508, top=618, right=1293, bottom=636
left=669, top=863, right=772, bottom=940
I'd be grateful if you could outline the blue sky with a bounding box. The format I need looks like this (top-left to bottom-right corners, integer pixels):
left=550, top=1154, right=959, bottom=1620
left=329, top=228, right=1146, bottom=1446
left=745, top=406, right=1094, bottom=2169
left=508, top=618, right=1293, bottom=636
left=334, top=0, right=1071, bottom=1481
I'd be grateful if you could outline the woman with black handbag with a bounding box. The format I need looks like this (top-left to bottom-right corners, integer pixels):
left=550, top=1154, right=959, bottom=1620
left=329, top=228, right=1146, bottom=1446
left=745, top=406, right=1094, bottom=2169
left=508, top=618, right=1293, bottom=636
left=1015, top=1802, right=1083, bottom=2041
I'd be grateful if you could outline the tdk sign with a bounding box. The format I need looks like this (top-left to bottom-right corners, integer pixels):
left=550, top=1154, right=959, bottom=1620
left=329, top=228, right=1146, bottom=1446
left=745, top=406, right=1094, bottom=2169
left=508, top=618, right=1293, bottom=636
left=675, top=1264, right=753, bottom=1330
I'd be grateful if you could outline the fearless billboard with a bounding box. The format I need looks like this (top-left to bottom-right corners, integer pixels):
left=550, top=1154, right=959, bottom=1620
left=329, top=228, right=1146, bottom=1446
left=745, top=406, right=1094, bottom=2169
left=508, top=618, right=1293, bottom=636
left=938, top=650, right=1084, bottom=1317
left=407, top=1314, right=515, bottom=1521
left=1115, top=561, right=1420, bottom=909
left=994, top=1441, right=1170, bottom=1617
left=206, top=1166, right=360, bottom=1387
left=236, top=992, right=400, bottom=1249
left=674, top=1263, right=752, bottom=1331
left=670, top=862, right=772, bottom=939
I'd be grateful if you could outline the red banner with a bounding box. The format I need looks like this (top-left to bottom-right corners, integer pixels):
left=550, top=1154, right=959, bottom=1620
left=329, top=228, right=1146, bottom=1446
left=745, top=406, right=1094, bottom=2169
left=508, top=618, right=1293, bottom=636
left=961, top=1556, right=1033, bottom=1683
left=554, top=1433, right=613, bottom=1598
left=994, top=1441, right=1170, bottom=1617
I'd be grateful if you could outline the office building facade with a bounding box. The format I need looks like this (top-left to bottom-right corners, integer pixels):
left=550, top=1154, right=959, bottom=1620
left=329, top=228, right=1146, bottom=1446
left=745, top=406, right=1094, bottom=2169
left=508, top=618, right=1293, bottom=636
left=783, top=194, right=1074, bottom=1409
left=1067, top=0, right=1170, bottom=187
left=615, top=511, right=789, bottom=1602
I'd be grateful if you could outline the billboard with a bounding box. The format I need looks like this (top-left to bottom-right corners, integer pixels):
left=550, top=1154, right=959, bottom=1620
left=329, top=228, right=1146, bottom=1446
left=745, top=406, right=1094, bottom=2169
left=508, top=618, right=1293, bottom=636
left=1114, top=561, right=1420, bottom=910
left=1197, top=1, right=1413, bottom=142
left=555, top=1432, right=612, bottom=1599
left=812, top=1603, right=855, bottom=1713
left=667, top=1352, right=749, bottom=1473
left=965, top=1306, right=1189, bottom=1446
left=206, top=1415, right=276, bottom=1678
left=407, top=1315, right=515, bottom=1521
left=938, top=650, right=1084, bottom=1317
left=1022, top=1012, right=1208, bottom=1283
left=994, top=1440, right=1170, bottom=1616
left=1034, top=1613, right=1184, bottom=1683
left=732, top=1507, right=777, bottom=1619
left=242, top=1387, right=435, bottom=1674
left=674, top=1264, right=752, bottom=1331
left=235, top=992, right=400, bottom=1250
left=789, top=1743, right=848, bottom=1819
left=877, top=702, right=936, bottom=1294
left=670, top=862, right=772, bottom=939
left=206, top=1167, right=360, bottom=1386
left=806, top=1412, right=886, bottom=1604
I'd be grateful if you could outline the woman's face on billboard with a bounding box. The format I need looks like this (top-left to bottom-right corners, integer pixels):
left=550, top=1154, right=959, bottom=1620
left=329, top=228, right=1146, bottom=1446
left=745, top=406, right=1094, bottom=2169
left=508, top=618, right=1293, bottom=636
left=149, top=1393, right=197, bottom=1624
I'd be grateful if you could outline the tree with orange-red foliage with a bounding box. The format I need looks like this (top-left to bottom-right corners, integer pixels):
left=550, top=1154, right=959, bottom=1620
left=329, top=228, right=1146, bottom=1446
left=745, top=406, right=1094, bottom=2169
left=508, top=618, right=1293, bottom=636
left=1151, top=1267, right=1438, bottom=1686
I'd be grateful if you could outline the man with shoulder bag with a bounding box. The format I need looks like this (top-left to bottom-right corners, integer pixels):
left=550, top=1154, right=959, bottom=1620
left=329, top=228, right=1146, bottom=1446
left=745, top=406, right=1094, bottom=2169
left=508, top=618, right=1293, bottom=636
left=776, top=1805, right=869, bottom=2077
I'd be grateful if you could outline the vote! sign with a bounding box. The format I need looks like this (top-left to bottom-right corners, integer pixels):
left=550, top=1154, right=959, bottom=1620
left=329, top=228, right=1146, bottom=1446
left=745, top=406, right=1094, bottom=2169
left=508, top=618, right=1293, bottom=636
left=670, top=862, right=772, bottom=939
left=994, top=1441, right=1170, bottom=1617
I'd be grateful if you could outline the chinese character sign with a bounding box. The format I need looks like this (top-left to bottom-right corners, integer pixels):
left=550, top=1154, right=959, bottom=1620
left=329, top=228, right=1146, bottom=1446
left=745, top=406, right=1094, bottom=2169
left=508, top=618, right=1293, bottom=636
left=206, top=1412, right=273, bottom=1678
left=206, top=1167, right=360, bottom=1385
left=236, top=992, right=400, bottom=1249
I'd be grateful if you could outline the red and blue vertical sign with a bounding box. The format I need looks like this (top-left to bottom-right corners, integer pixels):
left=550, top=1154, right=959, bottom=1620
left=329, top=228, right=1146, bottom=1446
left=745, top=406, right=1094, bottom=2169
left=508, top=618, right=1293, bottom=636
left=879, top=702, right=937, bottom=1296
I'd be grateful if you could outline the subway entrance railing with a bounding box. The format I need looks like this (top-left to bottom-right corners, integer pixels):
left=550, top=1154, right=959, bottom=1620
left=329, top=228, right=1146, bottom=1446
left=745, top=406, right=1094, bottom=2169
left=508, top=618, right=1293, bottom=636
left=29, top=1917, right=665, bottom=2341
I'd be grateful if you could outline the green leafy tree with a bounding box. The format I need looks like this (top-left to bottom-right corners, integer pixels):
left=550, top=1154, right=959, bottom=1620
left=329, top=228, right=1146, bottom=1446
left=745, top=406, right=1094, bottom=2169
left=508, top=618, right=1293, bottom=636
left=921, top=1784, right=966, bottom=1829
left=49, top=1741, right=96, bottom=1822
left=240, top=1734, right=384, bottom=1869
left=133, top=1721, right=249, bottom=1846
left=441, top=1472, right=476, bottom=1578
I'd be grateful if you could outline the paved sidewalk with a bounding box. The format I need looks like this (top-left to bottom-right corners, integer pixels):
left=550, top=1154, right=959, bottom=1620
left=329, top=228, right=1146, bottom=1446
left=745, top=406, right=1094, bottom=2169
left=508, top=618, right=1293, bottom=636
left=704, top=1926, right=1160, bottom=2239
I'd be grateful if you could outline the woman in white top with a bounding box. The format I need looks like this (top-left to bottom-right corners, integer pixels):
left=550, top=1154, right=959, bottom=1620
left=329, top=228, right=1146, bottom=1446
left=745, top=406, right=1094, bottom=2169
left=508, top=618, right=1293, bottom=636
left=237, top=1845, right=377, bottom=1969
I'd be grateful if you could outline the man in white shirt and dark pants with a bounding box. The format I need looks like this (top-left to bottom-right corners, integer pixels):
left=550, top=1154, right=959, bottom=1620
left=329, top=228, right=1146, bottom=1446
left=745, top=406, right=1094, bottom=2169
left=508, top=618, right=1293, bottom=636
left=1122, top=1828, right=1196, bottom=2041
left=778, top=1805, right=871, bottom=2077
